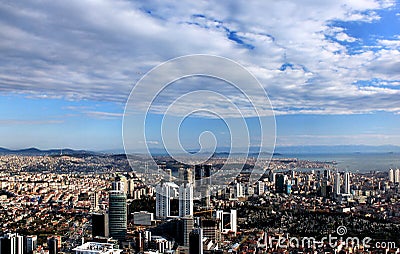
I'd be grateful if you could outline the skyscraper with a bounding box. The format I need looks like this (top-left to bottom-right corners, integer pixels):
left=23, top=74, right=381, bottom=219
left=90, top=191, right=99, bottom=211
left=257, top=181, right=265, bottom=195
left=0, top=233, right=24, bottom=254
left=395, top=169, right=400, bottom=183
left=235, top=183, right=244, bottom=198
left=321, top=179, right=328, bottom=197
left=47, top=237, right=58, bottom=254
left=324, top=169, right=331, bottom=180
left=275, top=174, right=286, bottom=193
left=189, top=228, right=203, bottom=254
left=108, top=190, right=127, bottom=241
left=334, top=171, right=341, bottom=196
left=344, top=172, right=351, bottom=194
left=127, top=179, right=135, bottom=197
left=156, top=183, right=171, bottom=218
left=92, top=213, right=109, bottom=238
left=25, top=235, right=37, bottom=254
left=195, top=165, right=203, bottom=182
left=182, top=216, right=194, bottom=247
left=201, top=186, right=211, bottom=208
left=389, top=168, right=394, bottom=182
left=203, top=164, right=212, bottom=179
left=179, top=183, right=193, bottom=217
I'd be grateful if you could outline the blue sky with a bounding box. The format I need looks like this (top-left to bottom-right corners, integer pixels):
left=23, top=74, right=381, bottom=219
left=1, top=1, right=400, bottom=151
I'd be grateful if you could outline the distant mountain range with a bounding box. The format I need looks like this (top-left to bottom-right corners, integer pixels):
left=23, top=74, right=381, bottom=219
left=149, top=145, right=400, bottom=156
left=0, top=147, right=96, bottom=156
left=1, top=145, right=400, bottom=156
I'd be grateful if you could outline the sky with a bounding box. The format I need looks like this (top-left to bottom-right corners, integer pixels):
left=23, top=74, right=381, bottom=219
left=1, top=0, right=400, bottom=151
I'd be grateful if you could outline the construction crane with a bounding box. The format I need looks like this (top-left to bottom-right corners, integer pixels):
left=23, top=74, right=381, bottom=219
left=193, top=209, right=213, bottom=215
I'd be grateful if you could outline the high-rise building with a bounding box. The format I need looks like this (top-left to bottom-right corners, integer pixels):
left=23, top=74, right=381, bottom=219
left=389, top=169, right=394, bottom=183
left=269, top=172, right=276, bottom=183
left=275, top=174, right=286, bottom=193
left=334, top=171, right=341, bottom=196
left=186, top=168, right=194, bottom=184
left=25, top=235, right=37, bottom=254
left=165, top=169, right=172, bottom=182
left=324, top=169, right=331, bottom=180
left=395, top=169, right=400, bottom=183
left=189, top=228, right=203, bottom=254
left=201, top=187, right=211, bottom=208
left=92, top=213, right=109, bottom=238
left=156, top=183, right=171, bottom=218
left=182, top=216, right=194, bottom=246
left=194, top=164, right=212, bottom=186
left=0, top=233, right=24, bottom=254
left=179, top=183, right=193, bottom=217
left=90, top=191, right=99, bottom=211
left=179, top=168, right=193, bottom=183
left=316, top=170, right=321, bottom=181
left=127, top=179, right=135, bottom=197
left=257, top=181, right=265, bottom=195
left=112, top=175, right=126, bottom=193
left=344, top=172, right=351, bottom=194
left=47, top=237, right=58, bottom=254
left=195, top=165, right=203, bottom=182
left=200, top=219, right=220, bottom=243
left=134, top=231, right=145, bottom=253
left=235, top=183, right=244, bottom=198
left=108, top=190, right=127, bottom=241
left=321, top=179, right=328, bottom=197
left=203, top=164, right=212, bottom=179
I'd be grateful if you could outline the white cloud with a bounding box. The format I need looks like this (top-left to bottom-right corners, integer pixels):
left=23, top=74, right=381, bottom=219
left=336, top=32, right=358, bottom=42
left=0, top=0, right=399, bottom=116
left=84, top=111, right=123, bottom=119
left=377, top=38, right=400, bottom=49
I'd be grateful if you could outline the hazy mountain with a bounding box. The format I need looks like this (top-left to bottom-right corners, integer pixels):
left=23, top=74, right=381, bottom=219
left=0, top=147, right=96, bottom=156
left=1, top=145, right=400, bottom=157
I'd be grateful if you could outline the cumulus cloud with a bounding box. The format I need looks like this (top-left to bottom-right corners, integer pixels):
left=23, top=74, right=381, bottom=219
left=0, top=0, right=399, bottom=116
left=336, top=32, right=358, bottom=42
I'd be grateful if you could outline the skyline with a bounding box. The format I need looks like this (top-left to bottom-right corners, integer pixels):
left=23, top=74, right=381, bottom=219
left=1, top=1, right=400, bottom=150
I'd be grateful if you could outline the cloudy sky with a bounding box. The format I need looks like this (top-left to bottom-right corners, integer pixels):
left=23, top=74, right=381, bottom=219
left=1, top=0, right=400, bottom=151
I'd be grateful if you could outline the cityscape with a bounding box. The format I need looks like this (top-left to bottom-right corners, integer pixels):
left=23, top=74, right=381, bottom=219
left=1, top=152, right=400, bottom=253
left=1, top=0, right=400, bottom=254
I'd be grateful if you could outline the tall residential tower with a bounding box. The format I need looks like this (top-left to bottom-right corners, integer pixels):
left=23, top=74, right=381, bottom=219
left=179, top=183, right=193, bottom=217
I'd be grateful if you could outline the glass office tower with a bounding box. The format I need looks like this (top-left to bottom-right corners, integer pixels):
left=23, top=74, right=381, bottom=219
left=108, top=190, right=127, bottom=241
